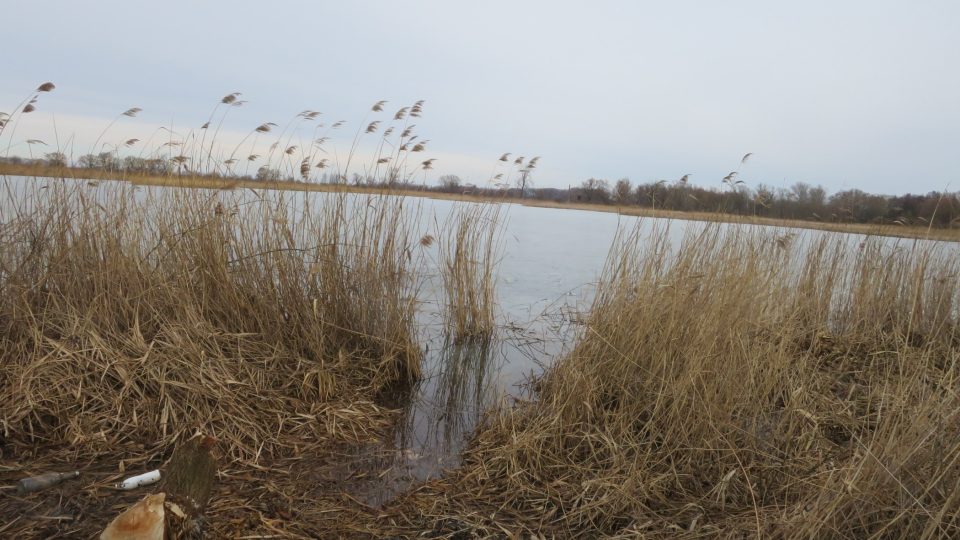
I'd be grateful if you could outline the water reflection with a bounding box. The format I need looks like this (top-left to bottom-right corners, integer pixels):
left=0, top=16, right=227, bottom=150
left=414, top=337, right=500, bottom=456
left=358, top=333, right=504, bottom=507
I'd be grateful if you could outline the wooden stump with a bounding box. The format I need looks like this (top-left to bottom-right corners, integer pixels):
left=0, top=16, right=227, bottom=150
left=102, top=433, right=217, bottom=540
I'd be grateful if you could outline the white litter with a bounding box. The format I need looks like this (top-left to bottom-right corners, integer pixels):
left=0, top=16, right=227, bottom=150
left=116, top=470, right=161, bottom=490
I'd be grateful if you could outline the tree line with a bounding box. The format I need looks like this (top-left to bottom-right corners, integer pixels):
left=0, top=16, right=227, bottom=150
left=434, top=175, right=960, bottom=229
left=4, top=153, right=957, bottom=229
left=593, top=177, right=958, bottom=228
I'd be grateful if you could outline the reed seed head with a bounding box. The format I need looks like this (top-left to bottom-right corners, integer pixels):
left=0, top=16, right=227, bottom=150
left=410, top=100, right=424, bottom=117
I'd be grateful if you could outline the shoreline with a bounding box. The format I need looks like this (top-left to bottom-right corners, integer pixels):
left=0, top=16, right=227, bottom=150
left=3, top=162, right=956, bottom=242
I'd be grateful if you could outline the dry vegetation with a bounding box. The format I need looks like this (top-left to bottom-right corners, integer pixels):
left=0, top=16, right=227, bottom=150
left=3, top=82, right=960, bottom=538
left=2, top=179, right=959, bottom=538
left=0, top=180, right=434, bottom=537
left=437, top=204, right=502, bottom=342
left=383, top=224, right=960, bottom=538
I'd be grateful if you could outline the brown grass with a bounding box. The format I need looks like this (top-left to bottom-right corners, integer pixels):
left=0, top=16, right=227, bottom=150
left=383, top=223, right=960, bottom=538
left=2, top=176, right=959, bottom=537
left=0, top=180, right=432, bottom=537
left=2, top=173, right=959, bottom=538
left=437, top=204, right=502, bottom=342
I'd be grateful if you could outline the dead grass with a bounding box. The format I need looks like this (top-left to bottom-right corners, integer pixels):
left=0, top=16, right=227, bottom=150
left=383, top=223, right=960, bottom=538
left=437, top=204, right=502, bottom=342
left=0, top=180, right=432, bottom=537
left=2, top=173, right=958, bottom=538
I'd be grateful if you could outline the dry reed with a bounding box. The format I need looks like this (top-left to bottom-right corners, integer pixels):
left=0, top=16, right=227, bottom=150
left=0, top=179, right=438, bottom=537
left=436, top=204, right=502, bottom=342
left=383, top=223, right=960, bottom=538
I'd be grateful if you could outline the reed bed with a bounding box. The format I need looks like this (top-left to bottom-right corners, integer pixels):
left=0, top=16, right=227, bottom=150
left=0, top=179, right=436, bottom=537
left=5, top=171, right=958, bottom=537
left=437, top=204, right=502, bottom=342
left=384, top=224, right=960, bottom=538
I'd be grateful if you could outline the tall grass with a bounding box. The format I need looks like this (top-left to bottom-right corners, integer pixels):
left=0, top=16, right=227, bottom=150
left=392, top=224, right=960, bottom=538
left=437, top=204, right=502, bottom=342
left=0, top=180, right=424, bottom=463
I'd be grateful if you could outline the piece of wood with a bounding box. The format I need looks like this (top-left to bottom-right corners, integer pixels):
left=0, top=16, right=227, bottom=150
left=101, top=433, right=217, bottom=540
left=162, top=434, right=218, bottom=517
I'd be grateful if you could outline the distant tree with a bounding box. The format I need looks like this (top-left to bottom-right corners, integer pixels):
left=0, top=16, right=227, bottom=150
left=809, top=185, right=827, bottom=209
left=829, top=189, right=888, bottom=223
left=256, top=166, right=281, bottom=181
left=123, top=156, right=148, bottom=173
left=517, top=169, right=532, bottom=197
left=145, top=158, right=172, bottom=175
left=78, top=152, right=119, bottom=170
left=78, top=154, right=97, bottom=168
left=613, top=178, right=632, bottom=204
left=753, top=184, right=775, bottom=216
left=439, top=174, right=462, bottom=192
left=44, top=152, right=67, bottom=167
left=384, top=166, right=403, bottom=185
left=580, top=178, right=611, bottom=204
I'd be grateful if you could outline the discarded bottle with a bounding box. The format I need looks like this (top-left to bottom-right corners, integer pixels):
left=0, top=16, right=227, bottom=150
left=16, top=471, right=80, bottom=495
left=116, top=469, right=161, bottom=490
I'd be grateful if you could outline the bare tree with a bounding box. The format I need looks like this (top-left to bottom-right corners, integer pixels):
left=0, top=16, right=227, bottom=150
left=614, top=178, right=632, bottom=204
left=439, top=174, right=462, bottom=192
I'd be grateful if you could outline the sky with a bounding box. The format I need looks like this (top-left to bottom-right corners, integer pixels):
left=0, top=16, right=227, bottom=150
left=2, top=0, right=958, bottom=196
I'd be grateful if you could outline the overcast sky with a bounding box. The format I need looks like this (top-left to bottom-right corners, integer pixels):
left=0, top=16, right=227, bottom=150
left=2, top=0, right=958, bottom=195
